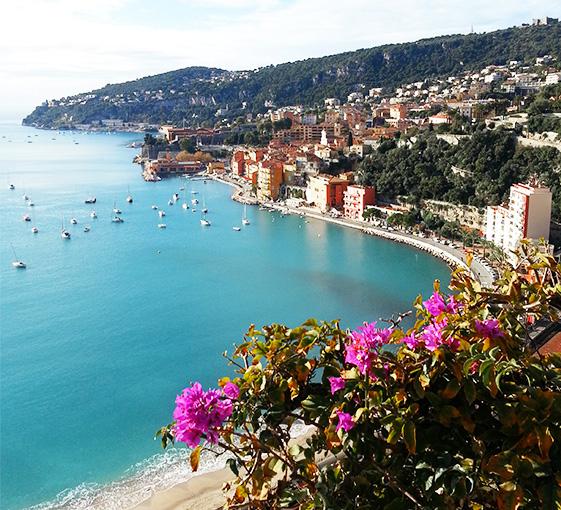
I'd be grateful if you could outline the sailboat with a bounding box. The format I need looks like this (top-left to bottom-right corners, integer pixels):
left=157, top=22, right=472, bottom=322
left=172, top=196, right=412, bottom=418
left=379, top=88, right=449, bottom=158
left=182, top=187, right=189, bottom=210
left=113, top=201, right=122, bottom=214
left=200, top=211, right=211, bottom=227
left=242, top=204, right=250, bottom=225
left=201, top=193, right=208, bottom=214
left=22, top=214, right=31, bottom=222
left=31, top=226, right=39, bottom=234
left=158, top=210, right=166, bottom=218
left=9, top=184, right=15, bottom=190
left=11, top=244, right=26, bottom=268
left=61, top=217, right=71, bottom=239
left=70, top=217, right=78, bottom=225
left=90, top=211, right=97, bottom=219
left=126, top=187, right=133, bottom=203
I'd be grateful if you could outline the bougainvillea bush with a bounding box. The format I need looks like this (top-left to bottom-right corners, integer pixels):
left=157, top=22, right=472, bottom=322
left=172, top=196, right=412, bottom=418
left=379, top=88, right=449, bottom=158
left=158, top=244, right=561, bottom=509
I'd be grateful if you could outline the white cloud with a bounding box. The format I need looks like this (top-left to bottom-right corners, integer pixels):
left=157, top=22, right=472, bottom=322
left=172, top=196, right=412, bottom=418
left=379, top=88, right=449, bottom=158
left=1, top=0, right=560, bottom=119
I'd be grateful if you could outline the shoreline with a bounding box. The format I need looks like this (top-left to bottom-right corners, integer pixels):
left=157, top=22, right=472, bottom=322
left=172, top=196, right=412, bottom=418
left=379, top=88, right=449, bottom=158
left=207, top=175, right=495, bottom=287
left=271, top=204, right=495, bottom=287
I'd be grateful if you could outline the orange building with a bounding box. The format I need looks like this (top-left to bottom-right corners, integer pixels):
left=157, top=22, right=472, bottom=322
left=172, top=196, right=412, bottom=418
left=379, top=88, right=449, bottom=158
left=257, top=161, right=284, bottom=201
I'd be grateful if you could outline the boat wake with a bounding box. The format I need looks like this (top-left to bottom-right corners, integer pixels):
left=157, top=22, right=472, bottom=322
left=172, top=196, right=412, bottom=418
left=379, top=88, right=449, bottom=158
left=27, top=422, right=312, bottom=510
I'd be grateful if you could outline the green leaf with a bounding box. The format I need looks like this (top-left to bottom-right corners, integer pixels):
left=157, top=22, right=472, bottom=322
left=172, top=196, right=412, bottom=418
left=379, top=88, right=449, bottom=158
left=403, top=421, right=417, bottom=454
left=463, top=379, right=476, bottom=405
left=226, top=457, right=239, bottom=476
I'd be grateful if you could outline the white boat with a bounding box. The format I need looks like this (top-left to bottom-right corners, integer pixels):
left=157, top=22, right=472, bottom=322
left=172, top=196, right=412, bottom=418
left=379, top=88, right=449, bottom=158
left=151, top=205, right=158, bottom=210
left=83, top=226, right=91, bottom=232
left=126, top=187, right=133, bottom=203
left=200, top=218, right=211, bottom=227
left=191, top=199, right=199, bottom=205
left=232, top=226, right=241, bottom=231
left=61, top=229, right=71, bottom=239
left=168, top=199, right=173, bottom=206
left=70, top=218, right=78, bottom=225
left=242, top=204, right=250, bottom=225
left=9, top=184, right=15, bottom=190
left=191, top=191, right=199, bottom=195
left=112, top=216, right=124, bottom=223
left=158, top=210, right=166, bottom=218
left=113, top=201, right=122, bottom=214
left=90, top=211, right=97, bottom=219
left=173, top=193, right=180, bottom=202
left=157, top=223, right=167, bottom=229
left=11, top=245, right=26, bottom=268
left=182, top=202, right=189, bottom=210
left=23, top=214, right=31, bottom=222
left=31, top=226, right=39, bottom=234
left=22, top=194, right=29, bottom=201
left=85, top=197, right=96, bottom=204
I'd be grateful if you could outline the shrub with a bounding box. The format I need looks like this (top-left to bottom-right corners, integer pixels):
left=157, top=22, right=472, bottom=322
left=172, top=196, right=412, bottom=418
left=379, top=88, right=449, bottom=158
left=159, top=244, right=561, bottom=509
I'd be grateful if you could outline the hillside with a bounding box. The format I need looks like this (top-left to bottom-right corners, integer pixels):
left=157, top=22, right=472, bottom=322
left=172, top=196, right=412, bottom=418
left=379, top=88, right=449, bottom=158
left=23, top=22, right=561, bottom=128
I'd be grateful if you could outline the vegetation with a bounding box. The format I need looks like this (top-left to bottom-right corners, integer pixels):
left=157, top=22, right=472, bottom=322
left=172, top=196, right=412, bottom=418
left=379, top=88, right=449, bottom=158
left=23, top=24, right=561, bottom=128
left=159, top=245, right=561, bottom=509
left=526, top=84, right=561, bottom=135
left=356, top=129, right=561, bottom=221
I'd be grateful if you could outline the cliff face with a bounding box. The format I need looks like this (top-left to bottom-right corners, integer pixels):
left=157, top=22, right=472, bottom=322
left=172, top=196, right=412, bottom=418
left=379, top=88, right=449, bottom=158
left=23, top=23, right=561, bottom=128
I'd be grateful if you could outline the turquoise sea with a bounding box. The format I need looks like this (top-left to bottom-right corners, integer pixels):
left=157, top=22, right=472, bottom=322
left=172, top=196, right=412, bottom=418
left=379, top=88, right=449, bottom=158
left=0, top=122, right=450, bottom=509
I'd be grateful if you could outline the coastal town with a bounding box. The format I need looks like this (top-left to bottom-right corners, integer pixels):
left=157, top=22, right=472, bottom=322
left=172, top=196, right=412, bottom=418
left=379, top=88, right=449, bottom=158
left=129, top=28, right=560, bottom=283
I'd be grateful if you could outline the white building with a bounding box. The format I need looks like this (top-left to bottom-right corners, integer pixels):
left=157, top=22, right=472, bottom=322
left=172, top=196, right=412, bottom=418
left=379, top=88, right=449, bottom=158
left=545, top=73, right=561, bottom=85
left=486, top=182, right=552, bottom=258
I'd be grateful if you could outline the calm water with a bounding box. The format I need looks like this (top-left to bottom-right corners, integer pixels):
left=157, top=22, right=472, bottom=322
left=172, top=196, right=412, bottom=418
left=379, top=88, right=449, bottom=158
left=0, top=123, right=450, bottom=509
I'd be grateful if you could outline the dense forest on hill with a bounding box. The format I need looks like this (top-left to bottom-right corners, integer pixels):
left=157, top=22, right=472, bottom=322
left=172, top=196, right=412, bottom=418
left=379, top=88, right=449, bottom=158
left=356, top=129, right=561, bottom=222
left=23, top=23, right=561, bottom=128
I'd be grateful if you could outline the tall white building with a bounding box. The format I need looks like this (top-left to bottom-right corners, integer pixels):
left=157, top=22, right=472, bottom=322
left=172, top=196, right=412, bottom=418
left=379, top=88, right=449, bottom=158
left=486, top=182, right=552, bottom=257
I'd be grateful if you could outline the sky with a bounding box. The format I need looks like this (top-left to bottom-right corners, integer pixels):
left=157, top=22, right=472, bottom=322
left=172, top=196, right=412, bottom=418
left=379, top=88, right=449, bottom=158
left=1, top=0, right=560, bottom=120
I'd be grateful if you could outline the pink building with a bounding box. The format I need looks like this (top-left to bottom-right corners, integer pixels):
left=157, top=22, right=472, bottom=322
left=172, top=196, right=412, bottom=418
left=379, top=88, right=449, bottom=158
left=343, top=185, right=376, bottom=220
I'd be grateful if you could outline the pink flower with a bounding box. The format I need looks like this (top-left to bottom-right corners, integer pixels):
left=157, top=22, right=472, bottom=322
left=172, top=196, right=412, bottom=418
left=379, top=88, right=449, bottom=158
left=423, top=292, right=460, bottom=316
left=469, top=361, right=480, bottom=375
left=336, top=411, right=355, bottom=432
left=403, top=333, right=421, bottom=350
left=475, top=319, right=504, bottom=339
left=223, top=382, right=240, bottom=400
left=345, top=322, right=392, bottom=376
left=328, top=376, right=346, bottom=395
left=421, top=319, right=458, bottom=351
left=173, top=382, right=233, bottom=448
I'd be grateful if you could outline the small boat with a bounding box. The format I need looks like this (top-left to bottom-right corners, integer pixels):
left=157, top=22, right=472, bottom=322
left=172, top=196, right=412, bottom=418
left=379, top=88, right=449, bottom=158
left=126, top=187, right=133, bottom=203
left=192, top=208, right=197, bottom=213
left=70, top=218, right=78, bottom=225
left=191, top=191, right=199, bottom=195
left=202, top=207, right=208, bottom=214
left=179, top=187, right=185, bottom=191
left=112, top=216, right=124, bottom=223
left=200, top=218, right=211, bottom=227
left=61, top=217, right=71, bottom=239
left=191, top=199, right=199, bottom=205
left=31, top=226, right=39, bottom=234
left=151, top=205, right=158, bottom=210
left=12, top=260, right=26, bottom=269
left=23, top=214, right=31, bottom=222
left=157, top=223, right=167, bottom=229
left=28, top=201, right=35, bottom=207
left=85, top=197, right=96, bottom=204
left=173, top=193, right=179, bottom=202
left=9, top=184, right=15, bottom=190
left=182, top=202, right=189, bottom=210
left=158, top=210, right=166, bottom=218
left=83, top=226, right=91, bottom=233
left=90, top=211, right=97, bottom=219
left=113, top=201, right=122, bottom=214
left=232, top=226, right=241, bottom=231
left=23, top=194, right=29, bottom=201
left=242, top=204, right=250, bottom=226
